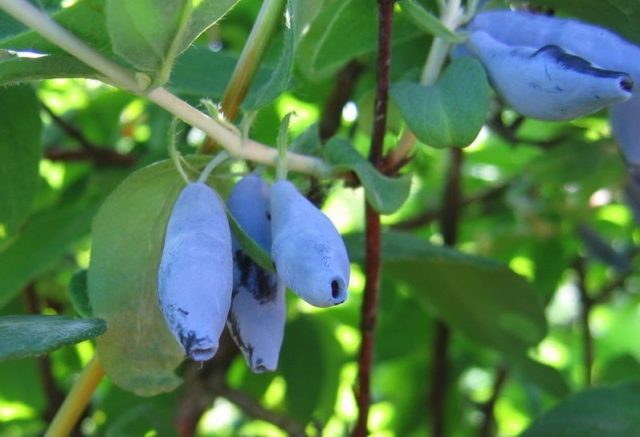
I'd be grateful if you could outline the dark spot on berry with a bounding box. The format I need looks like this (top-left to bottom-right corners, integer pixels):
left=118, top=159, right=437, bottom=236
left=331, top=280, right=340, bottom=299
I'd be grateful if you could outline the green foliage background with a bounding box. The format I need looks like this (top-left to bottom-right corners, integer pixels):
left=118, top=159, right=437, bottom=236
left=1, top=0, right=640, bottom=436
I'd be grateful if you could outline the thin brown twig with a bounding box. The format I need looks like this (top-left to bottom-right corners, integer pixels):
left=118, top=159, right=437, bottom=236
left=319, top=60, right=365, bottom=142
left=394, top=181, right=510, bottom=231
left=429, top=147, right=464, bottom=437
left=41, top=103, right=136, bottom=167
left=353, top=1, right=395, bottom=436
left=477, top=366, right=509, bottom=437
left=573, top=257, right=593, bottom=387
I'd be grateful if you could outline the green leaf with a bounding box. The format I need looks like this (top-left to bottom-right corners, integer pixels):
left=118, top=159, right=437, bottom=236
left=296, top=0, right=422, bottom=80
left=325, top=138, right=412, bottom=214
left=0, top=0, right=111, bottom=56
left=0, top=315, right=106, bottom=361
left=522, top=381, right=640, bottom=436
left=279, top=316, right=342, bottom=422
left=105, top=0, right=238, bottom=77
left=399, top=0, right=463, bottom=43
left=225, top=209, right=275, bottom=274
left=70, top=270, right=92, bottom=318
left=509, top=355, right=570, bottom=398
left=88, top=160, right=186, bottom=396
left=390, top=57, right=489, bottom=149
left=0, top=85, right=41, bottom=235
left=0, top=55, right=97, bottom=86
left=345, top=231, right=547, bottom=356
left=170, top=47, right=275, bottom=100
left=0, top=201, right=99, bottom=309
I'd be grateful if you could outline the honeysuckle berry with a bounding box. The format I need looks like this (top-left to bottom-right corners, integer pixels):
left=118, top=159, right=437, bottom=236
left=226, top=174, right=285, bottom=373
left=270, top=180, right=349, bottom=308
left=469, top=10, right=640, bottom=85
left=467, top=9, right=640, bottom=160
left=467, top=31, right=632, bottom=121
left=157, top=182, right=233, bottom=362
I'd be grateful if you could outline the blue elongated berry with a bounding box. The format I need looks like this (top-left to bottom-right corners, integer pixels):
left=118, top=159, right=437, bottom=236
left=467, top=31, right=633, bottom=121
left=226, top=174, right=285, bottom=373
left=611, top=94, right=640, bottom=165
left=158, top=182, right=233, bottom=362
left=270, top=180, right=349, bottom=308
left=468, top=9, right=640, bottom=163
left=469, top=10, right=640, bottom=84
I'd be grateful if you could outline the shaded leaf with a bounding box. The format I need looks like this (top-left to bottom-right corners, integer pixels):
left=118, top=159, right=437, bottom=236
left=105, top=0, right=238, bottom=76
left=226, top=208, right=275, bottom=274
left=70, top=270, right=92, bottom=318
left=279, top=316, right=342, bottom=422
left=391, top=57, right=489, bottom=148
left=528, top=0, right=640, bottom=44
left=0, top=85, right=41, bottom=234
left=325, top=138, right=412, bottom=214
left=0, top=201, right=99, bottom=309
left=0, top=0, right=111, bottom=56
left=0, top=315, right=106, bottom=361
left=88, top=156, right=233, bottom=396
left=345, top=231, right=547, bottom=356
left=296, top=0, right=422, bottom=80
left=509, top=355, right=570, bottom=398
left=88, top=160, right=186, bottom=396
left=169, top=46, right=278, bottom=101
left=522, top=381, right=640, bottom=437
left=244, top=0, right=298, bottom=109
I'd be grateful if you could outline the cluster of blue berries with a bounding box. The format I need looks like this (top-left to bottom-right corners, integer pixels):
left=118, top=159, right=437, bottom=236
left=156, top=171, right=349, bottom=373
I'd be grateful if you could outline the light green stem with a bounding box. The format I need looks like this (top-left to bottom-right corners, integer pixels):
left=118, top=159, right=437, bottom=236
left=0, top=0, right=331, bottom=177
left=221, top=0, right=285, bottom=121
left=45, top=357, right=105, bottom=437
left=200, top=0, right=286, bottom=153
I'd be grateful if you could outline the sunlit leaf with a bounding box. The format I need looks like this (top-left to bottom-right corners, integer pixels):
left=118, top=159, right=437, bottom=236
left=345, top=231, right=548, bottom=356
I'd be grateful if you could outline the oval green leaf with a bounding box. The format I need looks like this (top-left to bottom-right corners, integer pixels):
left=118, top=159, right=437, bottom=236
left=88, top=160, right=186, bottom=396
left=391, top=57, right=489, bottom=149
left=0, top=315, right=106, bottom=361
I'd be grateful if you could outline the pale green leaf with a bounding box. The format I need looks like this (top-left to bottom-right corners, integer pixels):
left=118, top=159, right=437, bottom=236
left=0, top=315, right=106, bottom=361
left=391, top=57, right=489, bottom=148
